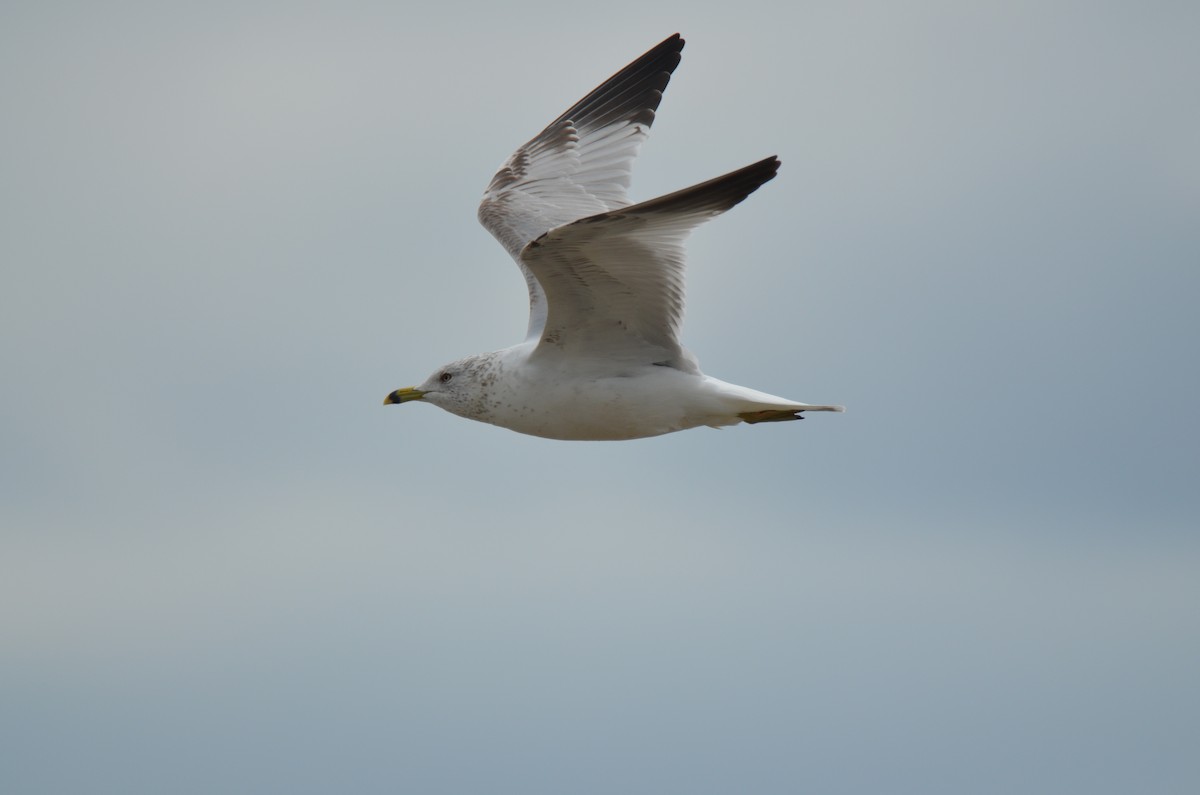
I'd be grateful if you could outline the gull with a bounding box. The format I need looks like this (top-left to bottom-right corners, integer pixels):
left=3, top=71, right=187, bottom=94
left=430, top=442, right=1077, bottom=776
left=385, top=33, right=843, bottom=440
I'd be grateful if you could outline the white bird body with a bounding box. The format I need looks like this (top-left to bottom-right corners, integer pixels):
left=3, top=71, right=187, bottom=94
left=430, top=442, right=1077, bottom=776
left=412, top=343, right=840, bottom=441
left=385, top=34, right=843, bottom=440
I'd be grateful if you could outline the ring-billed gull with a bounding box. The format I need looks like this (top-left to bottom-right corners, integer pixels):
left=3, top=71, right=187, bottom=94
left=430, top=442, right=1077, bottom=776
left=385, top=33, right=843, bottom=440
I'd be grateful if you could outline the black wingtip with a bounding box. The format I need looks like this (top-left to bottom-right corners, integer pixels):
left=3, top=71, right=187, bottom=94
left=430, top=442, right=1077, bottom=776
left=752, top=155, right=782, bottom=180
left=550, top=33, right=687, bottom=132
left=620, top=155, right=783, bottom=218
left=657, top=33, right=686, bottom=53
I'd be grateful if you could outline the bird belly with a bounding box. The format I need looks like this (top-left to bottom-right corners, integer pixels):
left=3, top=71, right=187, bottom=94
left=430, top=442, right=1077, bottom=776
left=481, top=367, right=723, bottom=441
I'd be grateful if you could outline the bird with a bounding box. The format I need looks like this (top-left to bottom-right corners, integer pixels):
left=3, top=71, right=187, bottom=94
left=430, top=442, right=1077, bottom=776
left=384, top=33, right=843, bottom=440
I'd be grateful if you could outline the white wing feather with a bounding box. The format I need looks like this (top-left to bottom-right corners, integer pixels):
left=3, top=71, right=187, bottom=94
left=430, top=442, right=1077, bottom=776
left=520, top=157, right=781, bottom=371
left=478, top=34, right=685, bottom=340
left=477, top=35, right=781, bottom=373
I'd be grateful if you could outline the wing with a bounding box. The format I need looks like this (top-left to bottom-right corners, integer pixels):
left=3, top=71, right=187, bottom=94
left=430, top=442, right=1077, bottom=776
left=520, top=156, right=781, bottom=371
left=477, top=34, right=685, bottom=340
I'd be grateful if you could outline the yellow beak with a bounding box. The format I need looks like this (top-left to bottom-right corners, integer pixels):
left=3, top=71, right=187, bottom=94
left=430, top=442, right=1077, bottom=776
left=383, top=387, right=426, bottom=405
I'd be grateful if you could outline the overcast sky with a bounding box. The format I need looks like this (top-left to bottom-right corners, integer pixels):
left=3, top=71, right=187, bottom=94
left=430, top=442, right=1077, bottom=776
left=2, top=1, right=1198, bottom=793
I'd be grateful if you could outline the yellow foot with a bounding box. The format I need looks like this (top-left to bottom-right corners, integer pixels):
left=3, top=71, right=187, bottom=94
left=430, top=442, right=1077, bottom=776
left=738, top=409, right=803, bottom=424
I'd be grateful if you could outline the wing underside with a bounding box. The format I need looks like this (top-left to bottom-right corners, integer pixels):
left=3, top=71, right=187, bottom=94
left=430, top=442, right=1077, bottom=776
left=477, top=34, right=686, bottom=340
left=520, top=157, right=781, bottom=368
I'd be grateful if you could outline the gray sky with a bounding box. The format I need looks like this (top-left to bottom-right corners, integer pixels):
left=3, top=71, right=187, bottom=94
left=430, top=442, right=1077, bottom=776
left=3, top=1, right=1198, bottom=793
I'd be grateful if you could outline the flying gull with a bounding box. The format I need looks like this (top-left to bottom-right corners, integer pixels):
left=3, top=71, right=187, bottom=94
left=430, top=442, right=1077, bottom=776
left=385, top=33, right=843, bottom=440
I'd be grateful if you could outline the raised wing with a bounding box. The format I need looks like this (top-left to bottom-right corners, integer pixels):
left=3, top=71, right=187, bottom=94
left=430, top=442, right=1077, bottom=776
left=478, top=34, right=685, bottom=339
left=520, top=156, right=781, bottom=371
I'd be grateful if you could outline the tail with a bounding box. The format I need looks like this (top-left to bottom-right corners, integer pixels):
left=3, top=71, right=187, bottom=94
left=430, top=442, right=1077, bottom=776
left=739, top=404, right=844, bottom=424
left=702, top=377, right=844, bottom=427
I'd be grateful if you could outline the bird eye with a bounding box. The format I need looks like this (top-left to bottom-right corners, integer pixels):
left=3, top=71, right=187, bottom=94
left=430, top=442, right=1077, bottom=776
left=439, top=372, right=453, bottom=383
